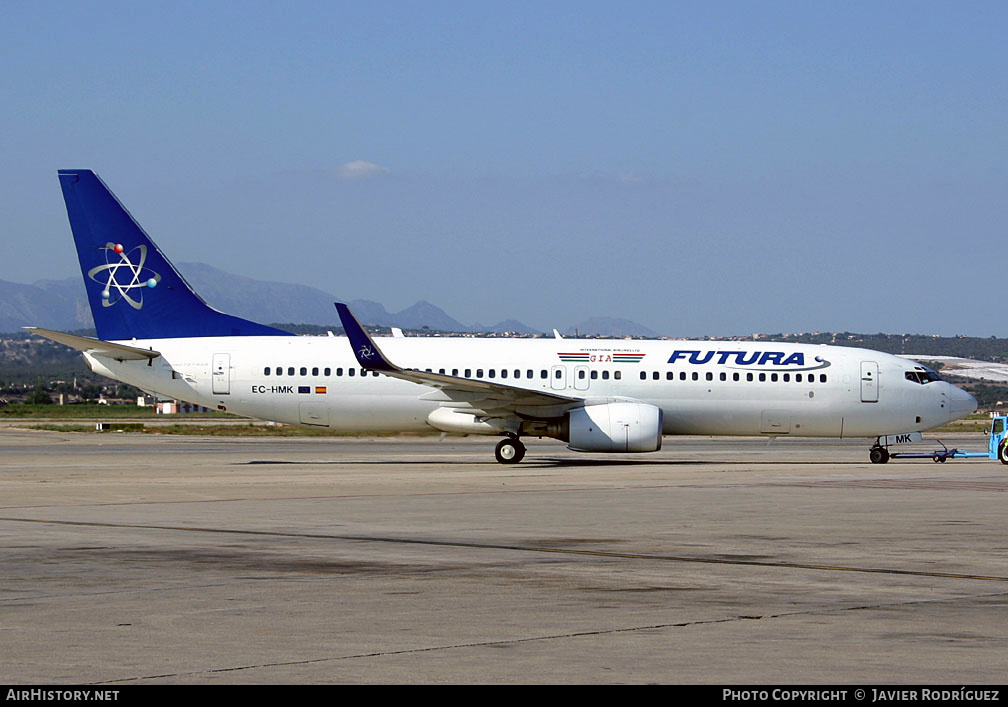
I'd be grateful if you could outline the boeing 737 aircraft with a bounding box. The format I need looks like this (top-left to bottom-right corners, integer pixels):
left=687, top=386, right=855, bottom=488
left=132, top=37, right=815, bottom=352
left=31, top=169, right=978, bottom=464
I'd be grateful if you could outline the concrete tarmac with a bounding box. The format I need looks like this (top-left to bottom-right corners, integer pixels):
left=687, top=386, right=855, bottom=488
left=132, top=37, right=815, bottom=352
left=1, top=428, right=1006, bottom=684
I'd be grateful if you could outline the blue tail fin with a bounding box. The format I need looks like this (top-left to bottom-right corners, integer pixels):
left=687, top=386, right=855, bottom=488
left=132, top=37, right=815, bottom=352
left=58, top=170, right=290, bottom=340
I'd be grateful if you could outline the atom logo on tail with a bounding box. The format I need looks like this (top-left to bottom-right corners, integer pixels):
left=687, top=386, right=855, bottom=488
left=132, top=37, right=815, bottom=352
left=86, top=242, right=161, bottom=310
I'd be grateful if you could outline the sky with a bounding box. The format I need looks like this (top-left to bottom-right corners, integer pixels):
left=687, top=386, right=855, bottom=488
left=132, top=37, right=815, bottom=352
left=2, top=1, right=1006, bottom=337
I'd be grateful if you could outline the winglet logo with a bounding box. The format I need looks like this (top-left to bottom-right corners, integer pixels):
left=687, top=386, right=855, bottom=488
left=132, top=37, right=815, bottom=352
left=357, top=345, right=375, bottom=361
left=87, top=243, right=161, bottom=309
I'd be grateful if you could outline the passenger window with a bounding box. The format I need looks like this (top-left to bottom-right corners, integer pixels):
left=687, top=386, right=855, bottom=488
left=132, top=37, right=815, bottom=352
left=640, top=372, right=647, bottom=381
left=515, top=369, right=521, bottom=378
left=591, top=370, right=598, bottom=379
left=489, top=370, right=495, bottom=378
left=783, top=373, right=790, bottom=382
left=602, top=371, right=610, bottom=380
left=692, top=372, right=699, bottom=381
left=759, top=373, right=766, bottom=382
left=312, top=367, right=319, bottom=376
left=667, top=372, right=674, bottom=380
left=336, top=368, right=343, bottom=376
left=540, top=370, right=547, bottom=379
left=439, top=368, right=446, bottom=375
left=324, top=367, right=331, bottom=376
left=820, top=374, right=827, bottom=383
left=501, top=369, right=507, bottom=379
left=771, top=373, right=778, bottom=382
left=747, top=373, right=753, bottom=382
left=653, top=371, right=660, bottom=380
left=300, top=367, right=307, bottom=376
left=706, top=372, right=713, bottom=381
left=527, top=370, right=533, bottom=378
left=554, top=370, right=562, bottom=379
left=680, top=372, right=686, bottom=381
left=614, top=371, right=621, bottom=380
left=349, top=369, right=355, bottom=377
left=720, top=372, right=726, bottom=381
left=264, top=367, right=270, bottom=376
left=477, top=369, right=484, bottom=378
left=276, top=367, right=282, bottom=376
left=288, top=367, right=295, bottom=376
left=733, top=373, right=740, bottom=382
left=465, top=369, right=472, bottom=377
left=452, top=369, right=459, bottom=376
left=578, top=370, right=585, bottom=379
left=796, top=374, right=803, bottom=383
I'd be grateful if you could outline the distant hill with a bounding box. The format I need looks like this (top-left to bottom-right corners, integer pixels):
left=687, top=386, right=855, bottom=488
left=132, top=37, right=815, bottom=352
left=0, top=277, right=90, bottom=332
left=0, top=264, right=591, bottom=335
left=564, top=317, right=658, bottom=338
left=0, top=263, right=671, bottom=336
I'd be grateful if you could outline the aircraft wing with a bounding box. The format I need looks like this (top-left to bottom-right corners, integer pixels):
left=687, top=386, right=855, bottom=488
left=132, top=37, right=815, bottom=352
left=25, top=327, right=161, bottom=362
left=335, top=303, right=579, bottom=416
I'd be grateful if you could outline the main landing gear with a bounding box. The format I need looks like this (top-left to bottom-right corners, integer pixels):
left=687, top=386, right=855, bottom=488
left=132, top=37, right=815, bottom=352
left=495, top=435, right=526, bottom=464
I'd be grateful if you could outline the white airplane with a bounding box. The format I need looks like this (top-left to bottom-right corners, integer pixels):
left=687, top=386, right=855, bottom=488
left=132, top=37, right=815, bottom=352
left=31, top=169, right=978, bottom=465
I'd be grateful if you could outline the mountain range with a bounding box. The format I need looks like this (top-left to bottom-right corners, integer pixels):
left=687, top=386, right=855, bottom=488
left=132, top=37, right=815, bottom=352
left=0, top=263, right=658, bottom=337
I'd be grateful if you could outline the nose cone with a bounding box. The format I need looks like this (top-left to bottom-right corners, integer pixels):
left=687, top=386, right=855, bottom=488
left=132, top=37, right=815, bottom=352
left=948, top=385, right=978, bottom=418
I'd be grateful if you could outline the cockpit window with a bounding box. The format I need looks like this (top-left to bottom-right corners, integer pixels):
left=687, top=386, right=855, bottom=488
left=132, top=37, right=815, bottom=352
left=905, top=370, right=942, bottom=384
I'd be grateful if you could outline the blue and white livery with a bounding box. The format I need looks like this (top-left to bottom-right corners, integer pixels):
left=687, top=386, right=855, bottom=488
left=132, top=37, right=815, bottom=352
left=31, top=170, right=978, bottom=464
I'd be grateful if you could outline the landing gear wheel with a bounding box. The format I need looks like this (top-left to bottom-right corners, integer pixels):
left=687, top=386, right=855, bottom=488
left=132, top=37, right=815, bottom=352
left=495, top=437, right=526, bottom=464
left=999, top=440, right=1008, bottom=466
left=869, top=447, right=890, bottom=464
left=933, top=454, right=946, bottom=464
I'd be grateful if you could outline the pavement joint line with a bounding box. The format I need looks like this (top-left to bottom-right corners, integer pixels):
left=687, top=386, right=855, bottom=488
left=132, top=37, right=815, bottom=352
left=88, top=589, right=1008, bottom=684
left=3, top=516, right=1007, bottom=583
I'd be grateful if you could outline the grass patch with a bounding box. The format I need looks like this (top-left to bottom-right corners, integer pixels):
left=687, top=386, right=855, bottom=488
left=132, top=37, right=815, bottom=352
left=140, top=424, right=391, bottom=437
left=23, top=424, right=95, bottom=433
left=0, top=403, right=233, bottom=419
left=19, top=422, right=439, bottom=437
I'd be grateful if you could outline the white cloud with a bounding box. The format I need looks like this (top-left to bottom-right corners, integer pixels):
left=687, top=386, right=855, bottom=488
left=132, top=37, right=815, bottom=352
left=335, top=160, right=389, bottom=179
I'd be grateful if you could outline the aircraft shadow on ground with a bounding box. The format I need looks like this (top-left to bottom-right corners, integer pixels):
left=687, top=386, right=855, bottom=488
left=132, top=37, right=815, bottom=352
left=239, top=458, right=856, bottom=467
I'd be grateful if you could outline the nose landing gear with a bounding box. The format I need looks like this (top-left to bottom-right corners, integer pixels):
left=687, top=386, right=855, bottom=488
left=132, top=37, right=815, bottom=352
left=869, top=445, right=890, bottom=464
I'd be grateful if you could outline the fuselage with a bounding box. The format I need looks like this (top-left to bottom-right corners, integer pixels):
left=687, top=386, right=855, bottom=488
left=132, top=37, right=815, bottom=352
left=83, top=335, right=977, bottom=440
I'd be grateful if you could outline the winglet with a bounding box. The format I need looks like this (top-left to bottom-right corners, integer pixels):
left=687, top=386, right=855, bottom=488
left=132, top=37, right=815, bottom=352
left=334, top=303, right=400, bottom=373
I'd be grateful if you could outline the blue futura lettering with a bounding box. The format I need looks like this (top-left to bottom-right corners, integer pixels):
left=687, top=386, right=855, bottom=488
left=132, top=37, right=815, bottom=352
left=668, top=350, right=806, bottom=366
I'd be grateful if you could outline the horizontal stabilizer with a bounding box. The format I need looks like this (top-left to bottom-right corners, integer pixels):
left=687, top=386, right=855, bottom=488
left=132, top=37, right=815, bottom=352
left=25, top=327, right=161, bottom=362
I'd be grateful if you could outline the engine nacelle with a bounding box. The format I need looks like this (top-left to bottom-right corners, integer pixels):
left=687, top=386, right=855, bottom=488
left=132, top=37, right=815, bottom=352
left=567, top=402, right=663, bottom=453
left=427, top=407, right=520, bottom=436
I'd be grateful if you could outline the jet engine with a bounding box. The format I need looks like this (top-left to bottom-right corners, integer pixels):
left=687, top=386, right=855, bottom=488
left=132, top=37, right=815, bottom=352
left=565, top=401, right=663, bottom=453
